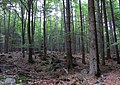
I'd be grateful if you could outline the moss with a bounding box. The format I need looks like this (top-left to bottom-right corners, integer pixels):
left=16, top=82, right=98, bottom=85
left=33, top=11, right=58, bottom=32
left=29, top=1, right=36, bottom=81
left=0, top=75, right=4, bottom=80
left=16, top=75, right=30, bottom=84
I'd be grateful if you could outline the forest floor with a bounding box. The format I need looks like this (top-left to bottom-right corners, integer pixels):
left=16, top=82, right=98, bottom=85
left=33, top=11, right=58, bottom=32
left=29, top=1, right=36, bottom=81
left=0, top=51, right=120, bottom=85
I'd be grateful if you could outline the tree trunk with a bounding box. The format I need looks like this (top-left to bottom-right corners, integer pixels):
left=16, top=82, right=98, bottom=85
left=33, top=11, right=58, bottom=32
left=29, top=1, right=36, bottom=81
left=4, top=11, right=7, bottom=53
left=70, top=0, right=75, bottom=54
left=109, top=19, right=115, bottom=54
left=5, top=10, right=11, bottom=53
left=75, top=11, right=78, bottom=53
left=63, top=0, right=67, bottom=52
left=54, top=6, right=59, bottom=52
left=21, top=3, right=25, bottom=57
left=79, top=0, right=86, bottom=64
left=49, top=18, right=53, bottom=52
left=38, top=4, right=42, bottom=53
left=66, top=0, right=73, bottom=70
left=109, top=0, right=120, bottom=64
left=60, top=8, right=64, bottom=52
left=31, top=0, right=34, bottom=54
left=31, top=0, right=37, bottom=54
left=88, top=0, right=100, bottom=77
left=12, top=12, right=17, bottom=52
left=96, top=0, right=101, bottom=55
left=83, top=15, right=89, bottom=53
left=43, top=0, right=47, bottom=57
left=100, top=0, right=105, bottom=65
left=103, top=0, right=111, bottom=59
left=28, top=0, right=34, bottom=63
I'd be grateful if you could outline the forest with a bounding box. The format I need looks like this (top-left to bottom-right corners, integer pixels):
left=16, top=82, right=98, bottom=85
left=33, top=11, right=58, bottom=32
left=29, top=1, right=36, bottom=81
left=0, top=0, right=120, bottom=85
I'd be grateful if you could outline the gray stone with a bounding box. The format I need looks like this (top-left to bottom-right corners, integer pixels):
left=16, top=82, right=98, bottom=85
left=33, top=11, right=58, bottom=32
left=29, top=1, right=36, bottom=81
left=5, top=77, right=16, bottom=84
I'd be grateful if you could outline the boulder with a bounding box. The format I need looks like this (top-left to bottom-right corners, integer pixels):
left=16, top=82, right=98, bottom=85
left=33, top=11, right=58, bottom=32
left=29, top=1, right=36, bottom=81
left=5, top=77, right=16, bottom=84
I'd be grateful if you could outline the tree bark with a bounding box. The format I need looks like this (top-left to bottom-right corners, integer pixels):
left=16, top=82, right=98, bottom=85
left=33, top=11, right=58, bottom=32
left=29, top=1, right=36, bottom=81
left=5, top=10, right=11, bottom=53
left=4, top=11, right=6, bottom=53
left=109, top=19, right=115, bottom=54
left=28, top=0, right=34, bottom=63
left=63, top=0, right=67, bottom=52
left=79, top=0, right=86, bottom=64
left=109, top=0, right=120, bottom=64
left=60, top=8, right=64, bottom=52
left=43, top=0, right=47, bottom=57
left=12, top=12, right=17, bottom=52
left=96, top=0, right=101, bottom=55
left=70, top=0, right=76, bottom=54
left=103, top=0, right=111, bottom=59
left=31, top=0, right=37, bottom=54
left=21, top=3, right=25, bottom=57
left=31, top=0, right=34, bottom=54
left=66, top=0, right=73, bottom=70
left=38, top=3, right=42, bottom=53
left=100, top=0, right=105, bottom=65
left=88, top=0, right=100, bottom=77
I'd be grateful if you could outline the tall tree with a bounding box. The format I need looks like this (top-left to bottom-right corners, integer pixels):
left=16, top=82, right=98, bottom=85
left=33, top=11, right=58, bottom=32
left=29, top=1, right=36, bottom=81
left=96, top=0, right=101, bottom=55
left=66, top=0, right=73, bottom=70
left=27, top=0, right=34, bottom=63
left=31, top=0, right=37, bottom=54
left=96, top=0, right=105, bottom=65
left=88, top=0, right=100, bottom=77
left=5, top=9, right=11, bottom=53
left=12, top=11, right=17, bottom=51
left=60, top=5, right=64, bottom=52
left=4, top=10, right=7, bottom=53
left=63, top=0, right=67, bottom=52
left=103, top=0, right=111, bottom=59
left=109, top=18, right=115, bottom=54
left=31, top=0, right=34, bottom=54
left=79, top=0, right=86, bottom=64
left=70, top=0, right=76, bottom=54
left=21, top=2, right=25, bottom=57
left=100, top=0, right=105, bottom=65
left=109, top=0, right=120, bottom=64
left=54, top=3, right=59, bottom=52
left=38, top=4, right=42, bottom=53
left=43, top=0, right=47, bottom=57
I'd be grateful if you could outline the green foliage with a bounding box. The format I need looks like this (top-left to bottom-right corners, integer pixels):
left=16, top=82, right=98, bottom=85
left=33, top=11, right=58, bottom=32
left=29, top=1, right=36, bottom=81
left=16, top=75, right=30, bottom=84
left=0, top=0, right=119, bottom=52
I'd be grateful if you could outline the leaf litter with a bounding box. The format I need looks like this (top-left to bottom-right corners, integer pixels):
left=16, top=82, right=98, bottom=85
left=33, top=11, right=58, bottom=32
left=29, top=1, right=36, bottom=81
left=0, top=52, right=120, bottom=85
